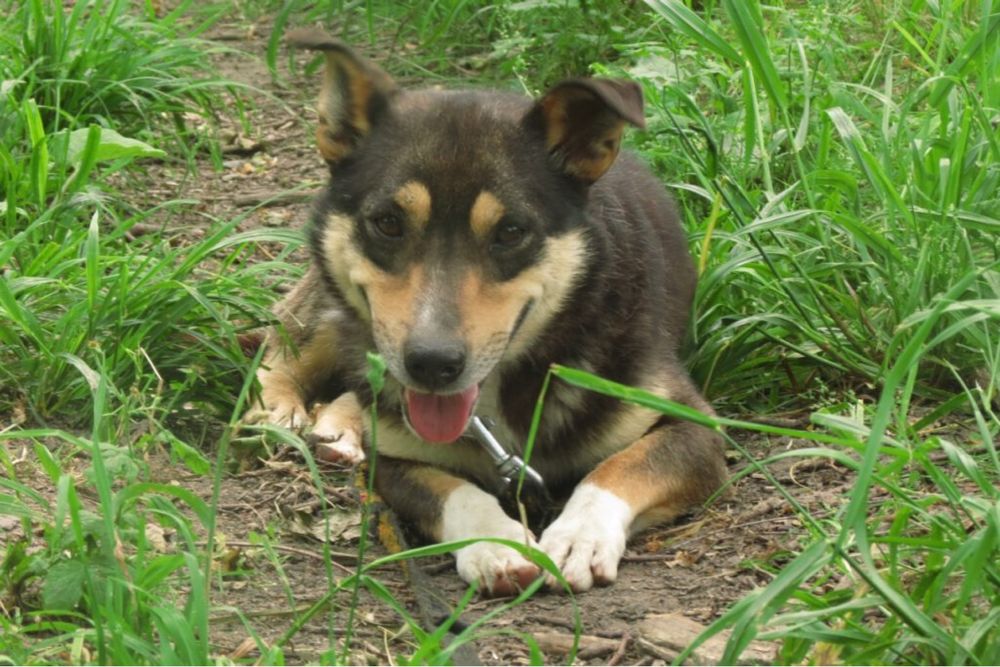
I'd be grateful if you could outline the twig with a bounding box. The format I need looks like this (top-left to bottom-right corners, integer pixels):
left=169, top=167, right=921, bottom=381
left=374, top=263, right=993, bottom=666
left=608, top=630, right=631, bottom=666
left=621, top=515, right=816, bottom=562
left=221, top=141, right=265, bottom=156
left=211, top=29, right=254, bottom=42
left=788, top=457, right=837, bottom=485
left=526, top=614, right=576, bottom=632
left=209, top=597, right=329, bottom=623
left=743, top=415, right=811, bottom=429
left=225, top=189, right=321, bottom=208
left=195, top=539, right=358, bottom=571
left=421, top=560, right=455, bottom=575
left=533, top=631, right=618, bottom=659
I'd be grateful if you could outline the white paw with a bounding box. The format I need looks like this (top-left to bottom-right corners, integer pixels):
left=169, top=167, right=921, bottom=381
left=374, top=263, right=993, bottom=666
left=442, top=484, right=541, bottom=596
left=455, top=538, right=541, bottom=596
left=539, top=484, right=632, bottom=592
left=308, top=394, right=365, bottom=465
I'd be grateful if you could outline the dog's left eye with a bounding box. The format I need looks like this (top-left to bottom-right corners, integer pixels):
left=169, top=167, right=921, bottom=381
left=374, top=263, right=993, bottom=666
left=492, top=222, right=529, bottom=250
left=371, top=214, right=404, bottom=240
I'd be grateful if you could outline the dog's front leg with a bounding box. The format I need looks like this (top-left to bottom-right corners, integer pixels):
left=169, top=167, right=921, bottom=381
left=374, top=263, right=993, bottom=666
left=244, top=267, right=340, bottom=431
left=248, top=363, right=311, bottom=430
left=376, top=458, right=541, bottom=596
left=540, top=394, right=726, bottom=592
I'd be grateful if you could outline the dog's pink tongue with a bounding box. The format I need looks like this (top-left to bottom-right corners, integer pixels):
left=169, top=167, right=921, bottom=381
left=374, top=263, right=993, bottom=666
left=405, top=386, right=479, bottom=443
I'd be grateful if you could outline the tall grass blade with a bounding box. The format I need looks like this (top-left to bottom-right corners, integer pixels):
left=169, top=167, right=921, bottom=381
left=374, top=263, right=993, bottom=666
left=722, top=0, right=787, bottom=110
left=643, top=0, right=741, bottom=62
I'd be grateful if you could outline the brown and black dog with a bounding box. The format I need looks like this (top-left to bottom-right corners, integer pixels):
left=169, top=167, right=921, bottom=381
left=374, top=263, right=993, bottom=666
left=245, top=29, right=727, bottom=595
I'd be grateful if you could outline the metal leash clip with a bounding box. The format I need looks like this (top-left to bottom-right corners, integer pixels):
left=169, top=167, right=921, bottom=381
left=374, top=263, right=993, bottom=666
left=467, top=415, right=546, bottom=494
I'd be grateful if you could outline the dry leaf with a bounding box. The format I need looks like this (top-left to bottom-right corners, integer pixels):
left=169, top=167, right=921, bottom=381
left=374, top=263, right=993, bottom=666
left=287, top=507, right=362, bottom=544
left=145, top=523, right=170, bottom=553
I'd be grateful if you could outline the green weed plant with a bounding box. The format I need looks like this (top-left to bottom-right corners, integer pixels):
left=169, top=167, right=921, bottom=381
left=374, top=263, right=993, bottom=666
left=0, top=0, right=238, bottom=151
left=0, top=0, right=997, bottom=665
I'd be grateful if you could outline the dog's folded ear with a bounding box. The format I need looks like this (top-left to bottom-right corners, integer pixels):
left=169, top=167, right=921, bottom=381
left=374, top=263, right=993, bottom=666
left=287, top=28, right=397, bottom=166
left=526, top=78, right=645, bottom=184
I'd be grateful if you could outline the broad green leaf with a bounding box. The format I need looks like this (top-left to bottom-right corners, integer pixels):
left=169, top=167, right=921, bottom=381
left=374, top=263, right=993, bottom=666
left=33, top=441, right=62, bottom=483
left=65, top=125, right=103, bottom=195
left=65, top=127, right=166, bottom=164
left=42, top=559, right=87, bottom=610
left=161, top=431, right=211, bottom=475
left=366, top=351, right=387, bottom=395
left=24, top=99, right=48, bottom=206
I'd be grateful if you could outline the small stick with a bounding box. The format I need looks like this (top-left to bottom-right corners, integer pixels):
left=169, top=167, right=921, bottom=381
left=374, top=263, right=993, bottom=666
left=608, top=630, right=631, bottom=666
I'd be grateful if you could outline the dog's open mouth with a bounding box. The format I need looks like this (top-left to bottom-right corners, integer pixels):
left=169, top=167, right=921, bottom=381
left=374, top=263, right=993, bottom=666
left=404, top=385, right=480, bottom=444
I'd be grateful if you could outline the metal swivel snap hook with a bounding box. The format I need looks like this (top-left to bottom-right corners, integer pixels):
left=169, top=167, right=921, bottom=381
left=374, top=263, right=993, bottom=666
left=467, top=415, right=546, bottom=494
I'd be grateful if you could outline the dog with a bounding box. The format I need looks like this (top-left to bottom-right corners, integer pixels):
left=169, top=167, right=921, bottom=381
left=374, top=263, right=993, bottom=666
left=245, top=28, right=727, bottom=596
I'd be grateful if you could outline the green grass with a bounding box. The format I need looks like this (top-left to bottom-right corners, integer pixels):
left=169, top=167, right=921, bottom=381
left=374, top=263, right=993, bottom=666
left=0, top=104, right=282, bottom=425
left=0, top=0, right=241, bottom=157
left=0, top=3, right=290, bottom=661
left=266, top=0, right=658, bottom=87
left=635, top=0, right=999, bottom=411
left=1, top=0, right=999, bottom=664
left=551, top=356, right=999, bottom=663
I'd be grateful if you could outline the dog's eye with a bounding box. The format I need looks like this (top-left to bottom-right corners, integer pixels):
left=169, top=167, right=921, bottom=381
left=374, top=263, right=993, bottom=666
left=370, top=214, right=404, bottom=240
left=492, top=222, right=529, bottom=250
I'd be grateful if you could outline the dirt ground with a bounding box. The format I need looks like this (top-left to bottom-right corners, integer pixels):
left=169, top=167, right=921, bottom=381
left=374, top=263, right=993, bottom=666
left=1, top=19, right=857, bottom=666
left=185, top=431, right=839, bottom=666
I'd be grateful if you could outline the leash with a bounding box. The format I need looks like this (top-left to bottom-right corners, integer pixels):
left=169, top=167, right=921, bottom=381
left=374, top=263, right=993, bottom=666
left=355, top=469, right=482, bottom=665
left=351, top=415, right=549, bottom=664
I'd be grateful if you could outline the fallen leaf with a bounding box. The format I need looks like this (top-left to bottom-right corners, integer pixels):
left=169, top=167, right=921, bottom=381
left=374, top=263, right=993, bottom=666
left=287, top=507, right=362, bottom=544
left=145, top=523, right=170, bottom=553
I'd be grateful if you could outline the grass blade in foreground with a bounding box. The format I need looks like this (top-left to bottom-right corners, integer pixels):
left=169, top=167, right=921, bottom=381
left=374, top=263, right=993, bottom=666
left=549, top=350, right=999, bottom=663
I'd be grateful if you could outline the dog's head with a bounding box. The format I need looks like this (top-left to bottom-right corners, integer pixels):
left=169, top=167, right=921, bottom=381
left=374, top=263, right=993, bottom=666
left=289, top=29, right=645, bottom=443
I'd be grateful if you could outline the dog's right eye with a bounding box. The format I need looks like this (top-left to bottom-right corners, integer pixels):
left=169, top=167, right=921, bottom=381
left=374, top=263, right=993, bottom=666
left=492, top=221, right=529, bottom=250
left=370, top=214, right=404, bottom=240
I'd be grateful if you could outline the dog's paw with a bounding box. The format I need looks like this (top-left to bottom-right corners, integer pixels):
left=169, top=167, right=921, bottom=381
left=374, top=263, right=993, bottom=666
left=539, top=483, right=632, bottom=592
left=309, top=429, right=365, bottom=464
left=243, top=399, right=310, bottom=431
left=443, top=485, right=541, bottom=596
left=308, top=393, right=365, bottom=465
left=455, top=537, right=541, bottom=597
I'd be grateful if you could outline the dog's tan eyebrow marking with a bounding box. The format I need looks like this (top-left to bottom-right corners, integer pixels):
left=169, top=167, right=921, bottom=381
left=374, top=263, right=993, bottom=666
left=469, top=191, right=506, bottom=239
left=393, top=181, right=432, bottom=230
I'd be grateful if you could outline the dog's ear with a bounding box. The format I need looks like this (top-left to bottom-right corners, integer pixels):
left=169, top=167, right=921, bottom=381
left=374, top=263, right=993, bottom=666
left=525, top=78, right=645, bottom=184
left=287, top=28, right=397, bottom=166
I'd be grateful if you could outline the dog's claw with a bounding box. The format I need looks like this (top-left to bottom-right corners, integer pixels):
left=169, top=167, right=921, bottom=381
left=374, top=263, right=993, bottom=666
left=487, top=561, right=542, bottom=597
left=456, top=541, right=541, bottom=597
left=243, top=401, right=309, bottom=431
left=275, top=405, right=310, bottom=431
left=308, top=431, right=365, bottom=464
left=308, top=393, right=365, bottom=464
left=541, top=530, right=623, bottom=592
left=539, top=483, right=631, bottom=593
left=280, top=407, right=310, bottom=431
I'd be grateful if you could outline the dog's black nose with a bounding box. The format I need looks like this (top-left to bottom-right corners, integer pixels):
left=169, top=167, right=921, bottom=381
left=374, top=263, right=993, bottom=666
left=404, top=340, right=466, bottom=389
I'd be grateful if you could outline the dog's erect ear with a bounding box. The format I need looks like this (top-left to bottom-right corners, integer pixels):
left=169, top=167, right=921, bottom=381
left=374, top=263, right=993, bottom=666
left=526, top=78, right=645, bottom=184
left=287, top=28, right=397, bottom=165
